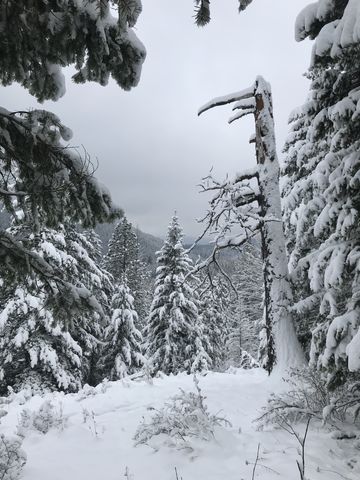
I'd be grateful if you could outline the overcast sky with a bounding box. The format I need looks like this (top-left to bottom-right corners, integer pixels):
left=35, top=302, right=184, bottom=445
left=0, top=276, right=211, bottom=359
left=0, top=0, right=312, bottom=239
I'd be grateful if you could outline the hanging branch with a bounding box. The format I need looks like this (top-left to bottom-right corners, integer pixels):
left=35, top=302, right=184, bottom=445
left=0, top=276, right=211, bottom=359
left=193, top=0, right=255, bottom=26
left=194, top=0, right=211, bottom=26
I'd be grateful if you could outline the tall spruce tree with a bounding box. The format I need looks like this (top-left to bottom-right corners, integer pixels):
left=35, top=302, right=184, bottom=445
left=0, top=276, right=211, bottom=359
left=104, top=217, right=139, bottom=286
left=104, top=216, right=150, bottom=328
left=283, top=0, right=360, bottom=385
left=0, top=224, right=112, bottom=393
left=145, top=215, right=210, bottom=375
left=226, top=243, right=263, bottom=365
left=198, top=277, right=228, bottom=370
left=100, top=279, right=144, bottom=380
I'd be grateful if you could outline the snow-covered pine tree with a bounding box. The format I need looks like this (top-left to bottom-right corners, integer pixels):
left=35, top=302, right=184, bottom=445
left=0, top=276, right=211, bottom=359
left=66, top=227, right=114, bottom=385
left=198, top=277, right=228, bottom=370
left=226, top=242, right=263, bottom=365
left=104, top=217, right=139, bottom=285
left=83, top=229, right=104, bottom=265
left=100, top=280, right=144, bottom=380
left=146, top=215, right=210, bottom=375
left=104, top=216, right=150, bottom=329
left=0, top=224, right=112, bottom=394
left=283, top=0, right=360, bottom=386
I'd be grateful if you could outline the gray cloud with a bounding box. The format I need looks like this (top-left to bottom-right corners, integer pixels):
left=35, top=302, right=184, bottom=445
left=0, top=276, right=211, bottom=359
left=0, top=0, right=312, bottom=238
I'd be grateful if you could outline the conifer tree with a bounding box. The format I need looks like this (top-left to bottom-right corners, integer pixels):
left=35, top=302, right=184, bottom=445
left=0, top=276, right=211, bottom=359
left=198, top=276, right=229, bottom=370
left=104, top=216, right=150, bottom=328
left=146, top=215, right=210, bottom=375
left=283, top=0, right=360, bottom=385
left=0, top=224, right=112, bottom=393
left=226, top=243, right=263, bottom=365
left=100, top=280, right=144, bottom=380
left=104, top=217, right=139, bottom=285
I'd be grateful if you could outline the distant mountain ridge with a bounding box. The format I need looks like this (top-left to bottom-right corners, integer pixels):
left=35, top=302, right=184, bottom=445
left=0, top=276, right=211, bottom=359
left=0, top=209, right=241, bottom=270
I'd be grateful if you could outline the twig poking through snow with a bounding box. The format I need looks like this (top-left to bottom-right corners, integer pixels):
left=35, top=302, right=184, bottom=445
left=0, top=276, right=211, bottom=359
left=251, top=443, right=260, bottom=480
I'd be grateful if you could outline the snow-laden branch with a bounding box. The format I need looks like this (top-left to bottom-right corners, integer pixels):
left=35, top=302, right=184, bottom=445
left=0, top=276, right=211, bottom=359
left=234, top=167, right=259, bottom=183
left=0, top=108, right=121, bottom=232
left=198, top=84, right=255, bottom=116
left=0, top=231, right=104, bottom=316
left=232, top=97, right=256, bottom=111
left=229, top=109, right=254, bottom=124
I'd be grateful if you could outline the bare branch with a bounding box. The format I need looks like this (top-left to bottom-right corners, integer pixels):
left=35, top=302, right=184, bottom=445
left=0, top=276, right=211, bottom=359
left=251, top=443, right=260, bottom=480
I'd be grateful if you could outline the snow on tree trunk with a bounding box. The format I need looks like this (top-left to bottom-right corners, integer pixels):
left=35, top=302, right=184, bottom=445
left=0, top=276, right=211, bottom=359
left=198, top=76, right=305, bottom=373
left=253, top=78, right=305, bottom=372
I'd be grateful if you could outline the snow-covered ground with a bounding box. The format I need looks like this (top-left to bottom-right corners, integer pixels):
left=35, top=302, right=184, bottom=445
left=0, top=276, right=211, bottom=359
left=1, top=369, right=359, bottom=480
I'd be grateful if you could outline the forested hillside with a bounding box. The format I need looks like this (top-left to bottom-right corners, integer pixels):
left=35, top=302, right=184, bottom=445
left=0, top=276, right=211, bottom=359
left=1, top=2, right=360, bottom=480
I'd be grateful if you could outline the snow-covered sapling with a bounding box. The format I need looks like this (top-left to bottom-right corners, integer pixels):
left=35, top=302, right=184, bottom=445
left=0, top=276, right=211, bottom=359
left=257, top=367, right=360, bottom=430
left=17, top=400, right=66, bottom=436
left=134, top=376, right=230, bottom=451
left=82, top=408, right=103, bottom=439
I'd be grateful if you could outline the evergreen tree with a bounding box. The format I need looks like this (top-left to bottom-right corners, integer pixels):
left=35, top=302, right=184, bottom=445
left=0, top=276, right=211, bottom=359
left=226, top=243, right=263, bottom=365
left=0, top=224, right=112, bottom=393
left=198, top=278, right=228, bottom=370
left=100, top=280, right=144, bottom=380
left=83, top=229, right=104, bottom=265
left=104, top=217, right=139, bottom=285
left=145, top=215, right=210, bottom=375
left=104, top=216, right=151, bottom=329
left=283, top=0, right=360, bottom=385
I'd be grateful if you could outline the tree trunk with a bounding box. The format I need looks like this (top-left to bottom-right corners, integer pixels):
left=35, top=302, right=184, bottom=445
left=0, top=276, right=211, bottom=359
left=198, top=76, right=305, bottom=373
left=254, top=78, right=305, bottom=372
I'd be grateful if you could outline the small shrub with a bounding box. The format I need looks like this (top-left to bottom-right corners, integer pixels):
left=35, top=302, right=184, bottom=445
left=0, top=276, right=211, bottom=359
left=134, top=376, right=231, bottom=450
left=0, top=434, right=26, bottom=480
left=17, top=399, right=66, bottom=436
left=257, top=368, right=360, bottom=429
left=77, top=380, right=110, bottom=401
left=239, top=350, right=259, bottom=370
left=82, top=408, right=104, bottom=438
